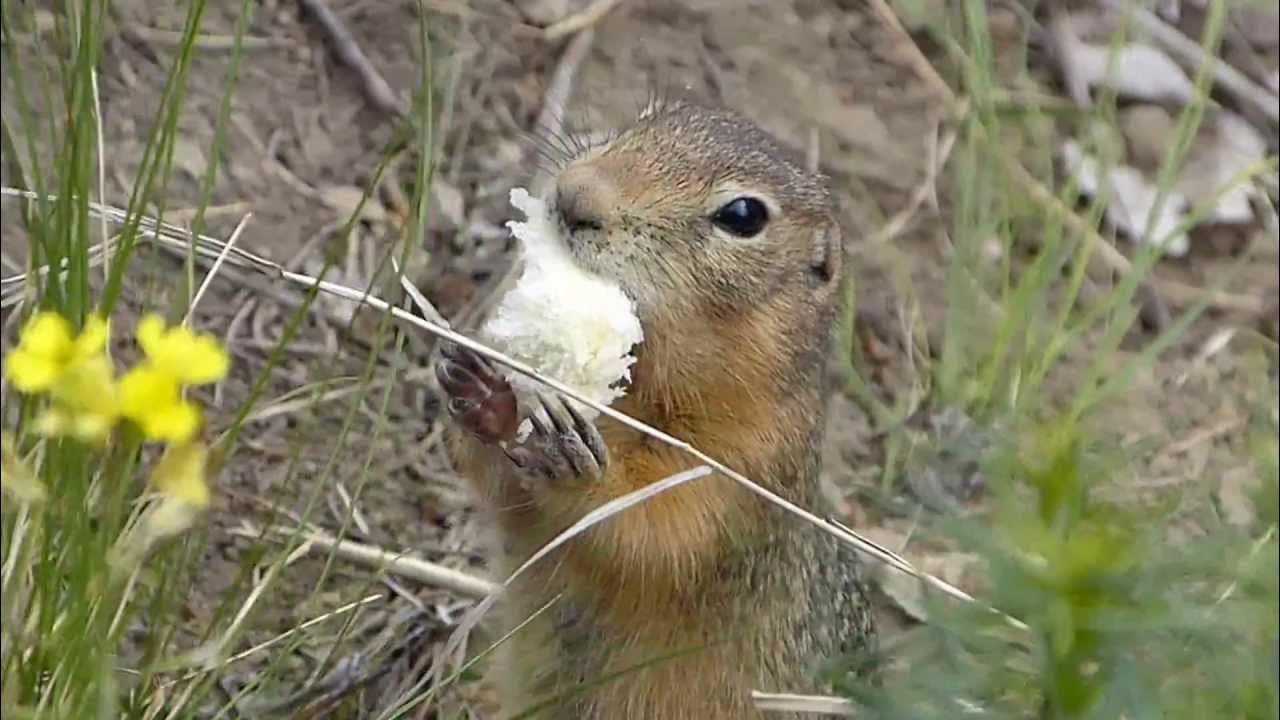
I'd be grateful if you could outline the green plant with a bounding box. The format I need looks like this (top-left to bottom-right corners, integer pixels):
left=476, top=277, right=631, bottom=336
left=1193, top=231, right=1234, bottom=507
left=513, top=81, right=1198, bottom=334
left=831, top=1, right=1280, bottom=717
left=0, top=2, right=446, bottom=717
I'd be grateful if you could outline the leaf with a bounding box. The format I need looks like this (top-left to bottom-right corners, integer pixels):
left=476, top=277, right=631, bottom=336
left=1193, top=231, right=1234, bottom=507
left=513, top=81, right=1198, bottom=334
left=875, top=545, right=983, bottom=623
left=1219, top=467, right=1259, bottom=527
left=880, top=563, right=930, bottom=622
left=431, top=179, right=466, bottom=229
left=320, top=185, right=388, bottom=224
left=171, top=137, right=208, bottom=180
left=1, top=433, right=45, bottom=504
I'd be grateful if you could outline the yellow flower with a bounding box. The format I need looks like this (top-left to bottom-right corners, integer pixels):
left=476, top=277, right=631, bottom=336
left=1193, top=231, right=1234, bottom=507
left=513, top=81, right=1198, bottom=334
left=4, top=311, right=108, bottom=392
left=119, top=367, right=201, bottom=443
left=4, top=312, right=119, bottom=442
left=35, top=354, right=120, bottom=442
left=118, top=315, right=229, bottom=443
left=136, top=315, right=229, bottom=384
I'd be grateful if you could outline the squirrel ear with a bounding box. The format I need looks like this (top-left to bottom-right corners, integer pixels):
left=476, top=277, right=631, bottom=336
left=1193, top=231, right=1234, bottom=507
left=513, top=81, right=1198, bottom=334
left=810, top=221, right=842, bottom=284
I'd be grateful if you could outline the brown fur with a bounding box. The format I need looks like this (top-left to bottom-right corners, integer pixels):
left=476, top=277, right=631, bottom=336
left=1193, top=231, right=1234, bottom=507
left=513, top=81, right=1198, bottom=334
left=449, top=99, right=874, bottom=719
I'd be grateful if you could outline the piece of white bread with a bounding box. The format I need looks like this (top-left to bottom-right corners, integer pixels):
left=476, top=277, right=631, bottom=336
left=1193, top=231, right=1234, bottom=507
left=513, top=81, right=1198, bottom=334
left=480, top=188, right=643, bottom=418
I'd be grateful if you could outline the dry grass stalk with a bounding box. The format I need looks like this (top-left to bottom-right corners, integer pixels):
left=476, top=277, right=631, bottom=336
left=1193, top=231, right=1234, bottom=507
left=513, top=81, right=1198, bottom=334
left=751, top=691, right=857, bottom=716
left=0, top=186, right=1025, bottom=627
left=542, top=0, right=626, bottom=42
left=298, top=0, right=408, bottom=117
left=123, top=24, right=291, bottom=51
left=235, top=523, right=497, bottom=599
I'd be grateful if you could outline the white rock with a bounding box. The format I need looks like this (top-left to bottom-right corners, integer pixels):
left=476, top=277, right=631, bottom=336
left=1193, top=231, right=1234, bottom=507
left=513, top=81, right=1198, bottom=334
left=1060, top=140, right=1190, bottom=256
left=1060, top=34, right=1195, bottom=105
left=1176, top=111, right=1266, bottom=225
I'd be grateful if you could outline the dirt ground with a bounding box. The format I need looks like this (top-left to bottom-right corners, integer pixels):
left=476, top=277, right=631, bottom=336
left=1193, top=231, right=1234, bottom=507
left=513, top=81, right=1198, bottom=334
left=2, top=0, right=1277, bottom=716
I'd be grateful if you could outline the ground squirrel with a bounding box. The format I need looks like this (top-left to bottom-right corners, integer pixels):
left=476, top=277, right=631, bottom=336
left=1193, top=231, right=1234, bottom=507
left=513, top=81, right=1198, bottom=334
left=436, top=98, right=875, bottom=718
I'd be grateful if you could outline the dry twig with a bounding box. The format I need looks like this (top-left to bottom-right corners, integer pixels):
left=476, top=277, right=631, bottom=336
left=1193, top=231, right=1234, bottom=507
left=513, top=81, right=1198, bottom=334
left=236, top=523, right=497, bottom=599
left=529, top=26, right=597, bottom=195
left=299, top=0, right=408, bottom=117
left=752, top=691, right=857, bottom=717
left=542, top=0, right=625, bottom=42
left=123, top=24, right=291, bottom=51
left=870, top=122, right=959, bottom=245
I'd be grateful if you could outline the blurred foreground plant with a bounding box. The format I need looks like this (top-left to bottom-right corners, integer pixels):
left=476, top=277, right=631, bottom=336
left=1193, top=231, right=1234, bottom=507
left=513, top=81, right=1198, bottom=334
left=834, top=414, right=1280, bottom=719
left=2, top=310, right=228, bottom=718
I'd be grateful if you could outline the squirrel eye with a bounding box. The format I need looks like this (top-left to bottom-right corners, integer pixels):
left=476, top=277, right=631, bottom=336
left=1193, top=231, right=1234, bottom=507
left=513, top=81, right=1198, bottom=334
left=711, top=197, right=769, bottom=238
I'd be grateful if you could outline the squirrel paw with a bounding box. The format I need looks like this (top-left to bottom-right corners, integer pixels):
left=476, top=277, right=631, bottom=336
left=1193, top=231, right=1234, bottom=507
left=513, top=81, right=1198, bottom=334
left=504, top=393, right=609, bottom=486
left=435, top=343, right=519, bottom=443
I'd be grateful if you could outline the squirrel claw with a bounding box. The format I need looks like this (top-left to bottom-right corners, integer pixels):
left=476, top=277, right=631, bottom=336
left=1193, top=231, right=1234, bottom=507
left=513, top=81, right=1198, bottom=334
left=436, top=343, right=518, bottom=443
left=504, top=392, right=609, bottom=487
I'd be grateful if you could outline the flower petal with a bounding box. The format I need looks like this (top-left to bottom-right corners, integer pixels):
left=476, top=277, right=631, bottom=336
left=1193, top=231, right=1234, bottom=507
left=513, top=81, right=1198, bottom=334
left=33, top=408, right=71, bottom=437
left=136, top=314, right=167, bottom=359
left=173, top=335, right=230, bottom=384
left=142, top=401, right=201, bottom=443
left=118, top=366, right=179, bottom=421
left=76, top=356, right=120, bottom=416
left=73, top=315, right=110, bottom=359
left=143, top=498, right=201, bottom=539
left=4, top=349, right=60, bottom=392
left=150, top=442, right=210, bottom=507
left=20, top=312, right=74, bottom=359
left=52, top=355, right=118, bottom=413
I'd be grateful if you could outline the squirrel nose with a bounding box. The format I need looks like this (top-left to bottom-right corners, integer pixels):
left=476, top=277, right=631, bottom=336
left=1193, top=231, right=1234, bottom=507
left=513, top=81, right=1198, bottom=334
left=555, top=163, right=616, bottom=234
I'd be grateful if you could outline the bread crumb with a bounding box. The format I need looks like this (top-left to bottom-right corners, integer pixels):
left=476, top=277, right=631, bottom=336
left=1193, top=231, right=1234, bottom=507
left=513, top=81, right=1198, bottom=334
left=481, top=188, right=643, bottom=417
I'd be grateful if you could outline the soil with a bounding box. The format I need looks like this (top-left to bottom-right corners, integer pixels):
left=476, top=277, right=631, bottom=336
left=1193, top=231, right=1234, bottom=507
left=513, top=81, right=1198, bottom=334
left=1, top=0, right=1276, bottom=717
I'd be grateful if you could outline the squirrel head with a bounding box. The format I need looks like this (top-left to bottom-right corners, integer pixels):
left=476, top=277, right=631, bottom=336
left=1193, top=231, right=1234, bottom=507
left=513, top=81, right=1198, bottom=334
left=549, top=99, right=844, bottom=327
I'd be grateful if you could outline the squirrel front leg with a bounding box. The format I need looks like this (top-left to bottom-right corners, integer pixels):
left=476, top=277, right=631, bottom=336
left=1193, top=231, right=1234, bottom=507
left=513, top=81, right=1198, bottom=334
left=436, top=343, right=609, bottom=489
left=436, top=344, right=752, bottom=590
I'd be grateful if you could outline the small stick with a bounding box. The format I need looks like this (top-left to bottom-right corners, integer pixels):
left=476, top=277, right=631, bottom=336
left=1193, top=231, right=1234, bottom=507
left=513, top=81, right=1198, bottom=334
left=91, top=69, right=109, bottom=281
left=542, top=0, right=625, bottom=42
left=530, top=26, right=596, bottom=195
left=865, top=0, right=954, bottom=107
left=124, top=24, right=291, bottom=51
left=504, top=466, right=713, bottom=586
left=1215, top=525, right=1277, bottom=604
left=298, top=0, right=408, bottom=117
left=184, top=213, right=252, bottom=326
left=390, top=256, right=450, bottom=329
left=168, top=201, right=253, bottom=224
left=751, top=691, right=856, bottom=717
left=870, top=125, right=959, bottom=245
left=236, top=524, right=498, bottom=598
left=0, top=187, right=1017, bottom=627
left=1161, top=411, right=1244, bottom=456
left=805, top=126, right=820, bottom=175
